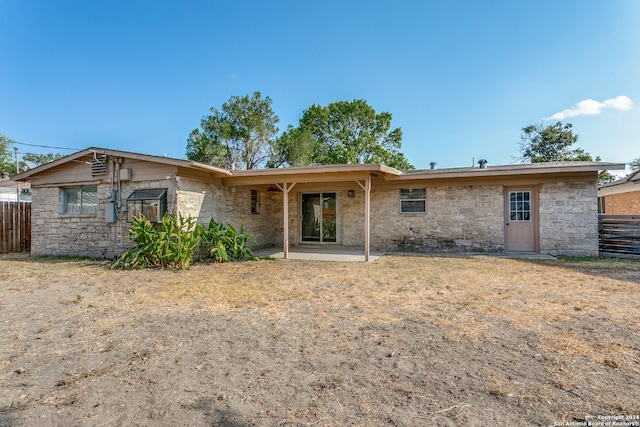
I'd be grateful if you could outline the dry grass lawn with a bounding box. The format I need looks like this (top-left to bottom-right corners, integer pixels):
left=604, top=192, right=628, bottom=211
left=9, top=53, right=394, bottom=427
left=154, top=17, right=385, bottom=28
left=1, top=253, right=639, bottom=426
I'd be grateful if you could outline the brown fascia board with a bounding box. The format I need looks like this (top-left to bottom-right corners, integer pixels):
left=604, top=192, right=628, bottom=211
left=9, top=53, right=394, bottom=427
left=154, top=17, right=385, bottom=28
left=229, top=163, right=401, bottom=177
left=12, top=147, right=232, bottom=181
left=223, top=164, right=401, bottom=185
left=388, top=162, right=626, bottom=181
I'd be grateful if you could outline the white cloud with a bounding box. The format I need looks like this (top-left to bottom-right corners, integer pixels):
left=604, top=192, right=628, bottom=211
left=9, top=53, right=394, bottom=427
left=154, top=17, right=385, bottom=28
left=547, top=96, right=633, bottom=120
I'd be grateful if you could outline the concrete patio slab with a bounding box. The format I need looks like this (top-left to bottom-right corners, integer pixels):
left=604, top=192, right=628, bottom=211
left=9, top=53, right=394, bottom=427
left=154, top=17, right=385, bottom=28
left=252, top=246, right=556, bottom=262
left=252, top=246, right=385, bottom=262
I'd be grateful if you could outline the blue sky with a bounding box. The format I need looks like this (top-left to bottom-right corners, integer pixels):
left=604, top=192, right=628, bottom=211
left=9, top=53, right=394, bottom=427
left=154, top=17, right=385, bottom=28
left=1, top=0, right=638, bottom=171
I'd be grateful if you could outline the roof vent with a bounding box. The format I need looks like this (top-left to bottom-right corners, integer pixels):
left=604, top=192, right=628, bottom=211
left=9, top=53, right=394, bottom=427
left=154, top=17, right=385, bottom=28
left=430, top=162, right=437, bottom=170
left=477, top=159, right=488, bottom=169
left=91, top=155, right=108, bottom=175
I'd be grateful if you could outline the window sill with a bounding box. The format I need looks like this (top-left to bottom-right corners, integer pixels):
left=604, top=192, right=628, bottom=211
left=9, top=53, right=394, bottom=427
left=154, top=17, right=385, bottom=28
left=59, top=213, right=97, bottom=218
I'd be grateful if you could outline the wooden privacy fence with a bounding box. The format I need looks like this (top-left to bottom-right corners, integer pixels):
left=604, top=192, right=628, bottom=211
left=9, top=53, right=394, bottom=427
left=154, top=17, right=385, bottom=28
left=599, top=215, right=640, bottom=259
left=0, top=201, right=31, bottom=254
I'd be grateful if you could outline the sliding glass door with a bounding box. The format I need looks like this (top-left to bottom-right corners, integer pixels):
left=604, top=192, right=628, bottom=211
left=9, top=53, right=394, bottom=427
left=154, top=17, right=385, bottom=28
left=301, top=192, right=341, bottom=243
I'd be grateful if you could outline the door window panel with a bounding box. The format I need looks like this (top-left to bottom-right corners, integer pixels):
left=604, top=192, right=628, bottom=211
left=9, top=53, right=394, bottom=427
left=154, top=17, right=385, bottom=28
left=509, top=191, right=531, bottom=222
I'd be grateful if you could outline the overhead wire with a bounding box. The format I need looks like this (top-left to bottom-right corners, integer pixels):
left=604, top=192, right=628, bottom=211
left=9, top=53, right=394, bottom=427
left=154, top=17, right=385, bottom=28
left=10, top=140, right=83, bottom=151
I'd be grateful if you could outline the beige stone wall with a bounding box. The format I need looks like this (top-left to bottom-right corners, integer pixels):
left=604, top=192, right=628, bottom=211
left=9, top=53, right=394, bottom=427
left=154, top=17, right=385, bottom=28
left=175, top=179, right=277, bottom=248
left=367, top=185, right=505, bottom=252
left=30, top=184, right=133, bottom=258
left=539, top=181, right=598, bottom=257
left=30, top=176, right=601, bottom=258
left=30, top=179, right=280, bottom=258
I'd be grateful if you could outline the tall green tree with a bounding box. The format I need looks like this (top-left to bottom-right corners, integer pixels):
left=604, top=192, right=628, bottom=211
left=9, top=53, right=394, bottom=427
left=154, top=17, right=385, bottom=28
left=518, top=122, right=590, bottom=163
left=271, top=99, right=414, bottom=170
left=628, top=157, right=640, bottom=174
left=517, top=122, right=618, bottom=185
left=267, top=125, right=315, bottom=168
left=187, top=92, right=279, bottom=170
left=0, top=134, right=16, bottom=174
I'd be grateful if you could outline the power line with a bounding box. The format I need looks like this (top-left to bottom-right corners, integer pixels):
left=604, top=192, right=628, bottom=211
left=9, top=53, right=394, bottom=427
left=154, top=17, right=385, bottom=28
left=10, top=141, right=83, bottom=151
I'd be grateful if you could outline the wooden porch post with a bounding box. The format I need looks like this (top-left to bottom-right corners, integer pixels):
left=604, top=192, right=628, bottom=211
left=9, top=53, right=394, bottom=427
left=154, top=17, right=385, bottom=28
left=356, top=176, right=371, bottom=262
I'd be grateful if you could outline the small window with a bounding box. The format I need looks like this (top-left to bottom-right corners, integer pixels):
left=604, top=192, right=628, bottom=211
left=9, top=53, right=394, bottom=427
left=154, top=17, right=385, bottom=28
left=127, top=189, right=167, bottom=223
left=61, top=186, right=97, bottom=214
left=400, top=188, right=426, bottom=213
left=251, top=189, right=259, bottom=214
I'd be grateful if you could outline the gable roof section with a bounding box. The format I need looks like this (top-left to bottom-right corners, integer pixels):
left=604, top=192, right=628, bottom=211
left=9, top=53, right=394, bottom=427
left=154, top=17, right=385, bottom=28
left=12, top=147, right=232, bottom=181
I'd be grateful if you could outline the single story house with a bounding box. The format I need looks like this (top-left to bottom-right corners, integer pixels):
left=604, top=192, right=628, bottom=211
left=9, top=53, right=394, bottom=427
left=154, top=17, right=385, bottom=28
left=12, top=147, right=624, bottom=260
left=597, top=170, right=640, bottom=215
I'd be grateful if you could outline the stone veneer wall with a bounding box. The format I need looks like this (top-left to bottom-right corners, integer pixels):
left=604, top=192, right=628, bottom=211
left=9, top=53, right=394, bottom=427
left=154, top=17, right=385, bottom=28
left=176, top=179, right=277, bottom=248
left=30, top=184, right=131, bottom=259
left=31, top=179, right=281, bottom=258
left=30, top=177, right=600, bottom=258
left=369, top=185, right=505, bottom=252
left=539, top=181, right=598, bottom=256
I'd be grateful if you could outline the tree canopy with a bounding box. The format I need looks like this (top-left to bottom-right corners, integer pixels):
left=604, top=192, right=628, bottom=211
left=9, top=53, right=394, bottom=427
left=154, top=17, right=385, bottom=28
left=187, top=92, right=279, bottom=170
left=271, top=99, right=413, bottom=170
left=0, top=134, right=15, bottom=174
left=518, top=122, right=594, bottom=163
left=517, top=122, right=622, bottom=185
left=188, top=96, right=414, bottom=170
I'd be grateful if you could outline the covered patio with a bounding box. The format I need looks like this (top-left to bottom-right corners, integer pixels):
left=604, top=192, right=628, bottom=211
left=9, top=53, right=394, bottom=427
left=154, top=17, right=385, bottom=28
left=224, top=164, right=400, bottom=262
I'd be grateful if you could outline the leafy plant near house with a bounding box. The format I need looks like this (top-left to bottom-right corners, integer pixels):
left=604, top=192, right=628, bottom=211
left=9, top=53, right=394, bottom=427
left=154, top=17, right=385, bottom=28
left=196, top=218, right=257, bottom=262
left=113, top=214, right=256, bottom=269
left=113, top=213, right=202, bottom=269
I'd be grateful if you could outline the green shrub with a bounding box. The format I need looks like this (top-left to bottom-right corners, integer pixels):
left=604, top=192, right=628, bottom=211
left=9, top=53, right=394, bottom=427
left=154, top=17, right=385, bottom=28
left=196, top=219, right=256, bottom=262
left=113, top=213, right=202, bottom=269
left=113, top=214, right=256, bottom=269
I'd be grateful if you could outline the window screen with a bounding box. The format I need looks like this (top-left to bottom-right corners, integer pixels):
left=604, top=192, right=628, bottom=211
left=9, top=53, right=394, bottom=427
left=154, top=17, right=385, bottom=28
left=61, top=186, right=97, bottom=214
left=400, top=188, right=426, bottom=213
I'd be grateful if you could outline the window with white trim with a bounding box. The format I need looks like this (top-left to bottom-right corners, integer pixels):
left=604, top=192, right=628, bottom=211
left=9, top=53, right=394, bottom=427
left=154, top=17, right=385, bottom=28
left=400, top=188, right=426, bottom=213
left=61, top=186, right=98, bottom=214
left=251, top=189, right=259, bottom=214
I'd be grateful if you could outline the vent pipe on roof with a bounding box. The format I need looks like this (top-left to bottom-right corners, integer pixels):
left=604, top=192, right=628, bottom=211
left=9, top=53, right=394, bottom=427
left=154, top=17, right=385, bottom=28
left=478, top=159, right=488, bottom=169
left=429, top=162, right=437, bottom=170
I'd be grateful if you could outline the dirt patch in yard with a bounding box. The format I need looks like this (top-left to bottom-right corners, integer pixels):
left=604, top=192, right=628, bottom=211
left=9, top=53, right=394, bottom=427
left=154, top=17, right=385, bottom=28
left=1, top=254, right=639, bottom=426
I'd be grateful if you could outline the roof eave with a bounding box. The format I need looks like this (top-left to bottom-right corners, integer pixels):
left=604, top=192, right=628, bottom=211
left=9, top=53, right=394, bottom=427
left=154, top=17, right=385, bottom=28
left=390, top=162, right=626, bottom=181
